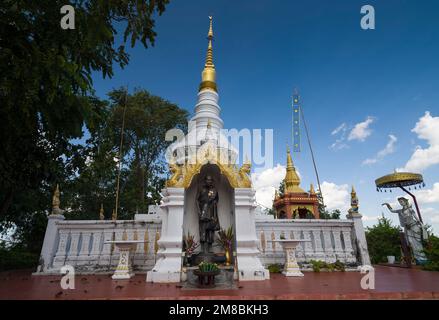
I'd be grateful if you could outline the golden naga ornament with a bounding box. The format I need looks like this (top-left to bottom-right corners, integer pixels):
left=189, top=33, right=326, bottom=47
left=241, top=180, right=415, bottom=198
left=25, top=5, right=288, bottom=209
left=165, top=144, right=252, bottom=189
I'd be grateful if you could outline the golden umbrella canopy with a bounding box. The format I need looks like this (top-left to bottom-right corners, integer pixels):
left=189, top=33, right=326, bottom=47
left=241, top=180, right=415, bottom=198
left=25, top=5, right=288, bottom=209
left=375, top=171, right=426, bottom=223
left=375, top=172, right=424, bottom=191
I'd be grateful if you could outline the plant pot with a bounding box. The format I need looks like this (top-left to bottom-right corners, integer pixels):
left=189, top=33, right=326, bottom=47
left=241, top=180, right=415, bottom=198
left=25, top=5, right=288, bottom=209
left=193, top=269, right=221, bottom=288
left=387, top=256, right=395, bottom=264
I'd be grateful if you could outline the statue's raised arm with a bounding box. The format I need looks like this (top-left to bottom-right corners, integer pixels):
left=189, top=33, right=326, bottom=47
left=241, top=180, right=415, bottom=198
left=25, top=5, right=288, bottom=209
left=382, top=202, right=402, bottom=214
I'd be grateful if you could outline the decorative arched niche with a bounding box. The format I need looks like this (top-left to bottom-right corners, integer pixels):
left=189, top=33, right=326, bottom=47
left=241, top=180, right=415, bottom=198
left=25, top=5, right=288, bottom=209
left=183, top=163, right=235, bottom=253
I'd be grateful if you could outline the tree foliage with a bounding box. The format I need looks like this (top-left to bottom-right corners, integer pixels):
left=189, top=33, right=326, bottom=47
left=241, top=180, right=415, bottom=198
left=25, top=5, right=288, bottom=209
left=64, top=88, right=188, bottom=220
left=423, top=235, right=439, bottom=271
left=365, top=216, right=402, bottom=264
left=0, top=0, right=170, bottom=251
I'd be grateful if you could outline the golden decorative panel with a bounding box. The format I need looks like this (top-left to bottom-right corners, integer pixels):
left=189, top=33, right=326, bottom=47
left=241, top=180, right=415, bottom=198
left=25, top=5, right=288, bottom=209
left=166, top=144, right=252, bottom=189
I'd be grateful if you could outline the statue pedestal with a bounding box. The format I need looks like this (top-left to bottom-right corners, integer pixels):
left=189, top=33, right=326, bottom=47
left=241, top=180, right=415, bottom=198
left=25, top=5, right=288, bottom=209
left=105, top=241, right=145, bottom=280
left=271, top=240, right=310, bottom=277
left=147, top=188, right=185, bottom=283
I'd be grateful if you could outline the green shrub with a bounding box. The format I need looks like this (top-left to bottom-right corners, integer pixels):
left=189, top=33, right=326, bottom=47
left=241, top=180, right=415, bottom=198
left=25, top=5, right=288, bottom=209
left=423, top=235, right=439, bottom=271
left=310, top=260, right=345, bottom=272
left=267, top=264, right=283, bottom=273
left=0, top=245, right=39, bottom=271
left=365, top=217, right=401, bottom=264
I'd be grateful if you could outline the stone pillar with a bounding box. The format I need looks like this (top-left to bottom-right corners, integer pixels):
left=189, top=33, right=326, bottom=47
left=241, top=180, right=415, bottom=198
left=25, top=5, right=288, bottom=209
left=234, top=188, right=269, bottom=281
left=147, top=188, right=185, bottom=283
left=37, top=214, right=65, bottom=273
left=347, top=212, right=371, bottom=266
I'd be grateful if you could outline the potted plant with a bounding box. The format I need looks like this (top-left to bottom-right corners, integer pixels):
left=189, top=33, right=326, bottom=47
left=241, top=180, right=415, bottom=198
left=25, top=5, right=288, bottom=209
left=387, top=255, right=396, bottom=264
left=183, top=232, right=199, bottom=266
left=193, top=262, right=220, bottom=288
left=216, top=227, right=234, bottom=266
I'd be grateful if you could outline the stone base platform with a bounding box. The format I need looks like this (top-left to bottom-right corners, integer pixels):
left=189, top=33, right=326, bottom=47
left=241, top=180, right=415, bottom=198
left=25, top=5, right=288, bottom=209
left=1, top=266, right=439, bottom=300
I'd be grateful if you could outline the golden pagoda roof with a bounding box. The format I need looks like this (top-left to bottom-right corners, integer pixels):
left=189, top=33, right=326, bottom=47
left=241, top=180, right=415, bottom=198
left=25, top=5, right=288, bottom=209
left=284, top=146, right=305, bottom=193
left=199, top=16, right=217, bottom=92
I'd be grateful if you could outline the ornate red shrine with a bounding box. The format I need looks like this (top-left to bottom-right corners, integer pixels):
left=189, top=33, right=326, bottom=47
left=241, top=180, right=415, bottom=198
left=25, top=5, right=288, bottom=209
left=273, top=147, right=319, bottom=219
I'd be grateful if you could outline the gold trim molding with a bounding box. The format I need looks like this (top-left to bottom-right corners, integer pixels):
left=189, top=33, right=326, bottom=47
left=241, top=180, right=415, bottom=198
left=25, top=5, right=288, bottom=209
left=166, top=143, right=251, bottom=189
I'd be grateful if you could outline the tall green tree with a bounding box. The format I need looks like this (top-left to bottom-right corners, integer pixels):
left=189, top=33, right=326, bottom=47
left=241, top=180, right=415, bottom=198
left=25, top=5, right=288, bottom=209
left=0, top=0, right=170, bottom=250
left=64, top=88, right=188, bottom=220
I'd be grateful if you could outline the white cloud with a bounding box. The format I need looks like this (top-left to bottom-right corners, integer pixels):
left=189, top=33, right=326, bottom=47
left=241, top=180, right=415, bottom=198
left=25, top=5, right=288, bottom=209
left=398, top=112, right=439, bottom=172
left=331, top=123, right=347, bottom=136
left=251, top=164, right=286, bottom=209
left=362, top=134, right=397, bottom=165
left=330, top=117, right=375, bottom=151
left=319, top=181, right=350, bottom=212
left=330, top=139, right=349, bottom=151
left=415, top=182, right=439, bottom=204
left=348, top=116, right=375, bottom=142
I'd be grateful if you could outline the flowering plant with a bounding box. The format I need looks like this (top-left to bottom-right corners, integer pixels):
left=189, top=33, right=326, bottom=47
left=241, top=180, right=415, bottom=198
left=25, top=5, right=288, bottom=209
left=183, top=232, right=199, bottom=256
left=216, top=227, right=234, bottom=252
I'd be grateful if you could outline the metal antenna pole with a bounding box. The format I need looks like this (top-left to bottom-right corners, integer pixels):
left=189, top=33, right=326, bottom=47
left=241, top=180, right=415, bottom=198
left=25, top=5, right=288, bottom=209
left=299, top=101, right=325, bottom=208
left=115, top=86, right=128, bottom=220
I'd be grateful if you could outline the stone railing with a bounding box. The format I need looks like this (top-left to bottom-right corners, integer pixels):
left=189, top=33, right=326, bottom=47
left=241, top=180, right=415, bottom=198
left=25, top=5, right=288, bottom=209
left=37, top=212, right=370, bottom=274
left=36, top=216, right=162, bottom=274
left=255, top=217, right=370, bottom=268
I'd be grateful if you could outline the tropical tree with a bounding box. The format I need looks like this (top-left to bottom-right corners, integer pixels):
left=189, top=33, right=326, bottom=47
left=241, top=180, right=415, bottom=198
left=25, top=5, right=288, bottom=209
left=64, top=88, right=188, bottom=220
left=0, top=0, right=170, bottom=255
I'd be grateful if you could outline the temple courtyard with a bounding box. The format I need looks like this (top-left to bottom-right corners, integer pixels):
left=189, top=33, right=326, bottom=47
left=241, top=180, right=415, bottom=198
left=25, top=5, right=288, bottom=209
left=1, top=266, right=438, bottom=300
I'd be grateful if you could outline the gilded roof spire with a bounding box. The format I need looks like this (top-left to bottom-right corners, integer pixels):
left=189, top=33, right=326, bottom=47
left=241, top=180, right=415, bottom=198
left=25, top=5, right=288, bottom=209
left=284, top=145, right=304, bottom=193
left=199, top=16, right=217, bottom=92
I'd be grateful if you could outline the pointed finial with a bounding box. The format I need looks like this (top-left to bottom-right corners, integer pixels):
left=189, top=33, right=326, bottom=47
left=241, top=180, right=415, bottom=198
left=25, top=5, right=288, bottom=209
left=52, top=184, right=60, bottom=210
left=286, top=144, right=294, bottom=169
left=51, top=184, right=64, bottom=215
left=208, top=16, right=214, bottom=39
left=199, top=16, right=217, bottom=92
left=310, top=183, right=316, bottom=194
left=351, top=185, right=356, bottom=194
left=99, top=203, right=105, bottom=220
left=244, top=154, right=251, bottom=165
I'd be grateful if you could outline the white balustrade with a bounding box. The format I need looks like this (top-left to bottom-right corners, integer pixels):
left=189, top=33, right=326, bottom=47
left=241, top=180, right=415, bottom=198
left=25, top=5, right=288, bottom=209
left=255, top=219, right=364, bottom=267
left=38, top=214, right=369, bottom=274
left=37, top=220, right=161, bottom=273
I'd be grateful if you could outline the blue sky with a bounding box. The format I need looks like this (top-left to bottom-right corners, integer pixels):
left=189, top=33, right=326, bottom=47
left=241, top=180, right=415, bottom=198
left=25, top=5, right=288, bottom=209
left=91, top=0, right=439, bottom=232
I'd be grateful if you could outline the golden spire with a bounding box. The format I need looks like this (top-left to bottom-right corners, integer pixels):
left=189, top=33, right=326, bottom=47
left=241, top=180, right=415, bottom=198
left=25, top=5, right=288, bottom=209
left=284, top=145, right=304, bottom=193
left=52, top=184, right=60, bottom=211
left=199, top=16, right=217, bottom=92
left=310, top=183, right=316, bottom=194
left=351, top=185, right=356, bottom=195
left=99, top=203, right=105, bottom=220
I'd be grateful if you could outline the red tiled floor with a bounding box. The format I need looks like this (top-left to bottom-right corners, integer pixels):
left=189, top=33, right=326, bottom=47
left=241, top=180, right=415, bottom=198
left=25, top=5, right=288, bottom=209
left=0, top=266, right=438, bottom=300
